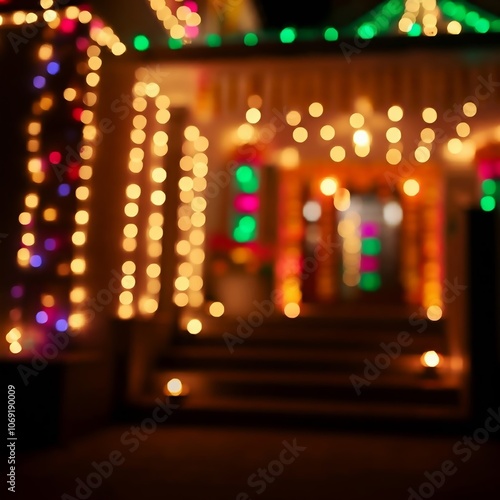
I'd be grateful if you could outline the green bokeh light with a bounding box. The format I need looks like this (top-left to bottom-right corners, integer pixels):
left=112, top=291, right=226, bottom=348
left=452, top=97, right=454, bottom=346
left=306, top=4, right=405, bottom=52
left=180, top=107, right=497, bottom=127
left=475, top=18, right=490, bottom=33
left=481, top=196, right=496, bottom=212
left=133, top=35, right=150, bottom=51
left=408, top=23, right=422, bottom=37
left=357, top=23, right=377, bottom=39
left=465, top=11, right=480, bottom=27
left=324, top=27, right=339, bottom=41
left=280, top=27, right=296, bottom=43
left=442, top=1, right=457, bottom=17
left=359, top=272, right=381, bottom=291
left=361, top=238, right=381, bottom=256
left=243, top=33, right=258, bottom=46
left=233, top=215, right=257, bottom=242
left=454, top=5, right=467, bottom=21
left=168, top=38, right=183, bottom=50
left=206, top=34, right=222, bottom=47
left=235, top=165, right=259, bottom=193
left=482, top=179, right=497, bottom=196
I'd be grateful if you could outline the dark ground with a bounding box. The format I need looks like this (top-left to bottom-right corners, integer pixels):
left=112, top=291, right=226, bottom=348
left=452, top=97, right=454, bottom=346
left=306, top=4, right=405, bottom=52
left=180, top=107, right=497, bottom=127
left=14, top=418, right=500, bottom=500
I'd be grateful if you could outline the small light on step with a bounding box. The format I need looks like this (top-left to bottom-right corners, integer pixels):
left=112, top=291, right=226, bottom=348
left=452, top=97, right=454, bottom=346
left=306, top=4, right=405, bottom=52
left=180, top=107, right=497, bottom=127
left=165, top=378, right=183, bottom=396
left=421, top=350, right=440, bottom=368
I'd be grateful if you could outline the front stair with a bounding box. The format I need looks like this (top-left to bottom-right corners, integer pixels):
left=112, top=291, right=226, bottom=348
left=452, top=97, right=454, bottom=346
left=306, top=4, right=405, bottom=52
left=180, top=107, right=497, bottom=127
left=133, top=305, right=469, bottom=428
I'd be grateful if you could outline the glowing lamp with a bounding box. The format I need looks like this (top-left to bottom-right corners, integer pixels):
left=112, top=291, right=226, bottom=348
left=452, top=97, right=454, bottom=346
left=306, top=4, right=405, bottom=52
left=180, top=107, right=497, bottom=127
left=421, top=350, right=441, bottom=368
left=164, top=378, right=187, bottom=397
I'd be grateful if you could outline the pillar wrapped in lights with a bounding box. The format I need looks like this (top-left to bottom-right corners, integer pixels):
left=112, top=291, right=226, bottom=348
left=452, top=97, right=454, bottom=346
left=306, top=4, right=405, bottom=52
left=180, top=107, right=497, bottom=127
left=6, top=7, right=118, bottom=353
left=143, top=91, right=171, bottom=316
left=69, top=39, right=105, bottom=331
left=118, top=84, right=149, bottom=319
left=173, top=127, right=209, bottom=333
left=118, top=70, right=172, bottom=319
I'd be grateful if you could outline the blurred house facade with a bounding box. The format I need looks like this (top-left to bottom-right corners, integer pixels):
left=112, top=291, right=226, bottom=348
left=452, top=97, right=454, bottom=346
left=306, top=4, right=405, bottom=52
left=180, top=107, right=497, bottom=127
left=2, top=0, right=500, bottom=442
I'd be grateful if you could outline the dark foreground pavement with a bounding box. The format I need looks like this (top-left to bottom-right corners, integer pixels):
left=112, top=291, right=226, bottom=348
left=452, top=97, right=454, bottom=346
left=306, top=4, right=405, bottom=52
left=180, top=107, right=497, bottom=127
left=13, top=420, right=500, bottom=500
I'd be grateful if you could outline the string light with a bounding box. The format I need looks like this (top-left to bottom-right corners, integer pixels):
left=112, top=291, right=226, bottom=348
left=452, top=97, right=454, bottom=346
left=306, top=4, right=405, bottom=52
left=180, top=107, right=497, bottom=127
left=8, top=8, right=123, bottom=353
left=173, top=127, right=208, bottom=316
left=147, top=0, right=202, bottom=45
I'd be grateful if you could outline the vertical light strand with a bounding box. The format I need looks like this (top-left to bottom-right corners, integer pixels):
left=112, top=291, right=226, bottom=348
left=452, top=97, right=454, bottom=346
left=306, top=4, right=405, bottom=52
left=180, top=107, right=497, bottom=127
left=422, top=180, right=443, bottom=317
left=173, top=127, right=209, bottom=333
left=276, top=170, right=303, bottom=316
left=418, top=106, right=437, bottom=164
left=141, top=90, right=171, bottom=316
left=11, top=38, right=57, bottom=353
left=445, top=101, right=476, bottom=159
left=117, top=81, right=149, bottom=319
left=400, top=189, right=420, bottom=304
left=339, top=211, right=361, bottom=289
left=12, top=116, right=46, bottom=353
left=386, top=105, right=404, bottom=166
left=68, top=43, right=101, bottom=330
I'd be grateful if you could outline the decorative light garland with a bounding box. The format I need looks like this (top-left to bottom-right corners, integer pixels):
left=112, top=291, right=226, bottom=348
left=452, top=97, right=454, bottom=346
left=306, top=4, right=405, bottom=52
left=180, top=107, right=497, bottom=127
left=5, top=6, right=124, bottom=355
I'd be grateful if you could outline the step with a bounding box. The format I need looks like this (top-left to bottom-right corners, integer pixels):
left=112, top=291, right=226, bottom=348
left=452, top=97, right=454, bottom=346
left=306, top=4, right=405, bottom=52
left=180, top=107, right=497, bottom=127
left=152, top=359, right=461, bottom=406
left=189, top=314, right=446, bottom=340
left=158, top=343, right=449, bottom=374
left=132, top=386, right=466, bottom=426
left=173, top=322, right=447, bottom=351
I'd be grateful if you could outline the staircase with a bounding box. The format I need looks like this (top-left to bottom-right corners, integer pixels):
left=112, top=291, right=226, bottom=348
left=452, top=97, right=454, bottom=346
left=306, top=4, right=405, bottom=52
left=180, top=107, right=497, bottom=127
left=134, top=304, right=468, bottom=428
